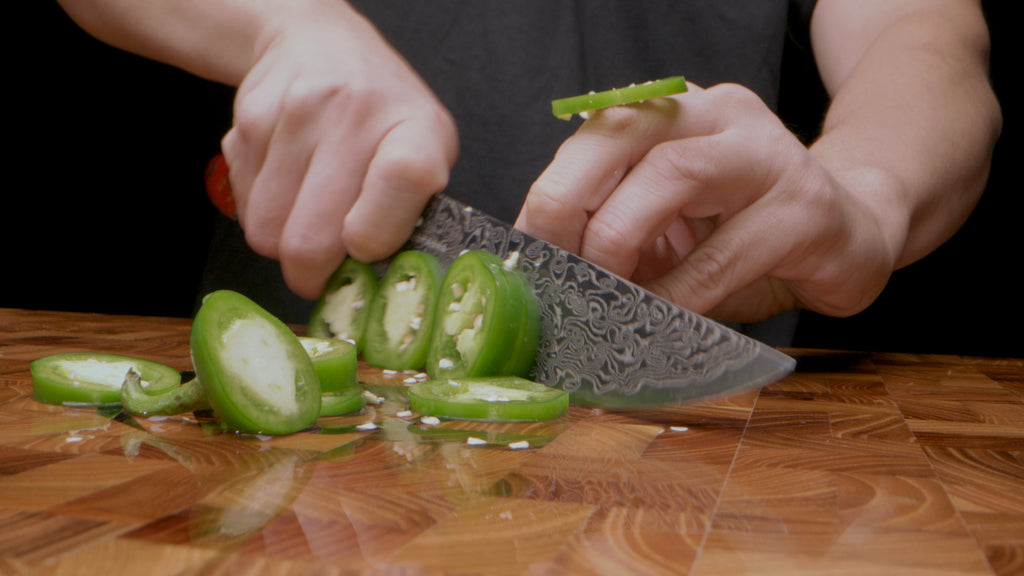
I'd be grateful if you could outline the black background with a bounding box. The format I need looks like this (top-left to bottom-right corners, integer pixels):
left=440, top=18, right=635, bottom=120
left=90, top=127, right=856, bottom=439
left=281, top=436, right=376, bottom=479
left=6, top=2, right=1019, bottom=358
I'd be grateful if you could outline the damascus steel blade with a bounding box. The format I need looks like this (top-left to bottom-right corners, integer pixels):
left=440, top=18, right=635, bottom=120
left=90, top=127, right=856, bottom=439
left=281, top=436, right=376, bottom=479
left=401, top=194, right=796, bottom=407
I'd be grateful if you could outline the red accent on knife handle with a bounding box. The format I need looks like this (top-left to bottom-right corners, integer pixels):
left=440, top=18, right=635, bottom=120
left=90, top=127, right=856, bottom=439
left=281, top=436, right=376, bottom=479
left=204, top=154, right=237, bottom=218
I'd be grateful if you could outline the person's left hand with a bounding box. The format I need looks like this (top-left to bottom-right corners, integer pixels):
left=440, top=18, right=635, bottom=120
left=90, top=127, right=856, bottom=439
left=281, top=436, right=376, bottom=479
left=515, top=82, right=901, bottom=323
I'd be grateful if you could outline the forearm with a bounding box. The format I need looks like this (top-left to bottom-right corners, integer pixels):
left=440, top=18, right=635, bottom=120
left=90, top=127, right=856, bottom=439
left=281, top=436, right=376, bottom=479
left=55, top=0, right=367, bottom=87
left=809, top=0, right=1001, bottom=269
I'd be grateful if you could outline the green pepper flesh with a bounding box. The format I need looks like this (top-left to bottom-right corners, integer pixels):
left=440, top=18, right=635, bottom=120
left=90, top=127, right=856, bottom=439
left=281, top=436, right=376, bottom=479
left=299, top=337, right=358, bottom=393
left=191, top=290, right=321, bottom=435
left=319, top=386, right=366, bottom=417
left=30, top=352, right=181, bottom=407
left=121, top=369, right=210, bottom=416
left=362, top=251, right=442, bottom=371
left=427, top=251, right=539, bottom=380
left=408, top=376, right=569, bottom=422
left=551, top=76, right=688, bottom=119
left=307, top=258, right=379, bottom=350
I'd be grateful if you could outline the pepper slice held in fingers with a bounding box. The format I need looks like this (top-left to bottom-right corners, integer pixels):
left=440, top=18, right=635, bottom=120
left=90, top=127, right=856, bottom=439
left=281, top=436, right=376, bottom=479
left=550, top=76, right=688, bottom=120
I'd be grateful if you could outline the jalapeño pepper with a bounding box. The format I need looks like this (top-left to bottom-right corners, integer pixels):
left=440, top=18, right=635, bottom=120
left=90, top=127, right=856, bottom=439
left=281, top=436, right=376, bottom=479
left=299, top=337, right=358, bottom=394
left=307, top=257, right=379, bottom=350
left=362, top=251, right=442, bottom=371
left=30, top=352, right=181, bottom=407
left=191, top=290, right=321, bottom=435
left=408, top=376, right=568, bottom=422
left=121, top=368, right=209, bottom=416
left=551, top=76, right=688, bottom=120
left=426, top=250, right=539, bottom=380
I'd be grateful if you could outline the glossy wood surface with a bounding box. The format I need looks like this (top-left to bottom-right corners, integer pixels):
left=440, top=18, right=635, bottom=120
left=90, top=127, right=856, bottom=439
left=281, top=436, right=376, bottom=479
left=1, top=308, right=1022, bottom=575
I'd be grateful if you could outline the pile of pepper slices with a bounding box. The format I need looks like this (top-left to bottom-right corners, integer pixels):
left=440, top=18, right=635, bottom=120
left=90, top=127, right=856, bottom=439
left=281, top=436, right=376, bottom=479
left=29, top=250, right=567, bottom=436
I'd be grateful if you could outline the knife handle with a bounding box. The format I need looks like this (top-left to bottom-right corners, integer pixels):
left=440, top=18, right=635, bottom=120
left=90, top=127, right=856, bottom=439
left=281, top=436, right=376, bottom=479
left=204, top=154, right=237, bottom=218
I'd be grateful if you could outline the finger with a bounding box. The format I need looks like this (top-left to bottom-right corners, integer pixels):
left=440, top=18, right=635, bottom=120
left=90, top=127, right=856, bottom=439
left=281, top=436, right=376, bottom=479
left=630, top=217, right=712, bottom=284
left=275, top=115, right=379, bottom=300
left=515, top=95, right=687, bottom=253
left=343, top=114, right=458, bottom=263
left=220, top=128, right=256, bottom=218
left=644, top=203, right=794, bottom=316
left=702, top=276, right=798, bottom=323
left=241, top=124, right=314, bottom=260
left=580, top=131, right=780, bottom=279
left=221, top=64, right=290, bottom=225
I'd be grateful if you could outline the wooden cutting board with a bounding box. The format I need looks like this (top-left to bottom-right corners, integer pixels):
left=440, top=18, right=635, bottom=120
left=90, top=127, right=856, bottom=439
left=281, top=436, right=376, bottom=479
left=1, top=308, right=1022, bottom=575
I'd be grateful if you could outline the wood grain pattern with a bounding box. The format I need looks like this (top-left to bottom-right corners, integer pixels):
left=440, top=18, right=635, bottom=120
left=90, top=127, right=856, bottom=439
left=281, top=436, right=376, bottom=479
left=1, top=308, right=1022, bottom=575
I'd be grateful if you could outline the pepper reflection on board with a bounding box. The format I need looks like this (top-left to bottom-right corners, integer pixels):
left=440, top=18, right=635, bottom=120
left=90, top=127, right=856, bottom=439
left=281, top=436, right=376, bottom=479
left=112, top=373, right=577, bottom=557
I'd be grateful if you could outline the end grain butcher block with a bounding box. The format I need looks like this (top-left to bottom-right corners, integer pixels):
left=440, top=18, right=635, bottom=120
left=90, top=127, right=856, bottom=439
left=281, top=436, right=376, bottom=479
left=1, top=308, right=1022, bottom=575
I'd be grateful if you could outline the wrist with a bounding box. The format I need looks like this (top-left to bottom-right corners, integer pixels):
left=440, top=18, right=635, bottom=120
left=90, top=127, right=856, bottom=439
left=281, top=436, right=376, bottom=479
left=810, top=147, right=911, bottom=274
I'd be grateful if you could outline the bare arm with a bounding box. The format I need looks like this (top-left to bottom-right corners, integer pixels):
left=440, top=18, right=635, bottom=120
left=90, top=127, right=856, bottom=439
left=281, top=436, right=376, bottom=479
left=810, top=0, right=1001, bottom=269
left=55, top=0, right=264, bottom=85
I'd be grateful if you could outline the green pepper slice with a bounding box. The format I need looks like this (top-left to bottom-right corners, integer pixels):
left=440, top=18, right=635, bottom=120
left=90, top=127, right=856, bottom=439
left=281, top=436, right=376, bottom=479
left=426, top=250, right=539, bottom=380
left=30, top=352, right=181, bottom=407
left=362, top=250, right=442, bottom=371
left=551, top=76, right=688, bottom=120
left=307, top=257, right=379, bottom=350
left=408, top=376, right=569, bottom=422
left=299, top=337, right=358, bottom=393
left=121, top=368, right=210, bottom=416
left=495, top=256, right=540, bottom=378
left=319, top=386, right=366, bottom=417
left=191, top=290, right=321, bottom=435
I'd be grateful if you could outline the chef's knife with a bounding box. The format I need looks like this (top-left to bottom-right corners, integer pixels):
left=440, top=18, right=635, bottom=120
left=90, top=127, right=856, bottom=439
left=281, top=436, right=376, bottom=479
left=400, top=194, right=795, bottom=407
left=204, top=155, right=795, bottom=407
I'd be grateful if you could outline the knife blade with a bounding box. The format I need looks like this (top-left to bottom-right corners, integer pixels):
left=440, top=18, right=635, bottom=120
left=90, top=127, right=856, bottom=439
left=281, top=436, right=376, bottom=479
left=401, top=194, right=796, bottom=407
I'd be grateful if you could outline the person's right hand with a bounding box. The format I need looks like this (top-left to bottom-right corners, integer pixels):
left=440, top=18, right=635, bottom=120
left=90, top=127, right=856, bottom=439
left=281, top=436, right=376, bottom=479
left=221, top=0, right=458, bottom=300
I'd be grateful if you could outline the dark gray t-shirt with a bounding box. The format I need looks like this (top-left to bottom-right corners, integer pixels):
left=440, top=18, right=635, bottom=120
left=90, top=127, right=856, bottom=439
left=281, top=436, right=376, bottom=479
left=199, top=0, right=820, bottom=344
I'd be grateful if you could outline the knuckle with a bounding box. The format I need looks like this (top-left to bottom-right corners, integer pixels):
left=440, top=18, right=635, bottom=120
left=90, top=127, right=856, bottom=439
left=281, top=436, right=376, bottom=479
left=524, top=179, right=572, bottom=219
left=278, top=77, right=381, bottom=126
left=588, top=104, right=646, bottom=137
left=682, top=242, right=737, bottom=296
left=244, top=228, right=281, bottom=260
left=281, top=79, right=345, bottom=117
left=522, top=179, right=587, bottom=237
left=231, top=97, right=277, bottom=140
left=583, top=212, right=633, bottom=259
left=278, top=229, right=333, bottom=269
left=707, top=83, right=763, bottom=111
left=374, top=140, right=451, bottom=195
left=342, top=226, right=394, bottom=263
left=646, top=141, right=712, bottom=187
